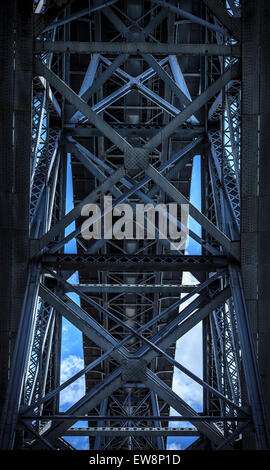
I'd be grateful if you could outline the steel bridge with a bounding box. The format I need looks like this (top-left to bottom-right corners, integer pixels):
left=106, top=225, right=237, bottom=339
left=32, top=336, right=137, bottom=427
left=0, top=0, right=270, bottom=451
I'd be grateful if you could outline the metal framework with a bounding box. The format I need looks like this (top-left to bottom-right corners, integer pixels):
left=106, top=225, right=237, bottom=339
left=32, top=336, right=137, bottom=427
left=0, top=0, right=270, bottom=451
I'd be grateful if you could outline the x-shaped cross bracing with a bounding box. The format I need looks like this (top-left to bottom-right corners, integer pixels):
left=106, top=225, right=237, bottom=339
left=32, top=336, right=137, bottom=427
left=20, top=268, right=246, bottom=449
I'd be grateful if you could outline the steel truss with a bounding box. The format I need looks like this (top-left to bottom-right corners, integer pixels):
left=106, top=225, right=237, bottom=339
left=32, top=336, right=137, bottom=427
left=0, top=0, right=270, bottom=451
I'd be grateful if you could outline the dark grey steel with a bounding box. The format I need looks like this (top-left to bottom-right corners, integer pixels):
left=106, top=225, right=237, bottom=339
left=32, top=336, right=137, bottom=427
left=0, top=0, right=269, bottom=452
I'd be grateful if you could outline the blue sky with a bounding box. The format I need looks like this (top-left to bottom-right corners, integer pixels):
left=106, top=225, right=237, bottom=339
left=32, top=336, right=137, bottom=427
left=60, top=153, right=202, bottom=450
left=167, top=154, right=202, bottom=450
left=60, top=153, right=88, bottom=449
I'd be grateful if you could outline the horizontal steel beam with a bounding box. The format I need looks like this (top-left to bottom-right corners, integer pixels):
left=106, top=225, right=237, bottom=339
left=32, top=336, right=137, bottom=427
left=41, top=254, right=229, bottom=272
left=68, top=283, right=196, bottom=293
left=63, top=427, right=200, bottom=437
left=64, top=124, right=205, bottom=139
left=21, top=415, right=248, bottom=422
left=35, top=40, right=241, bottom=56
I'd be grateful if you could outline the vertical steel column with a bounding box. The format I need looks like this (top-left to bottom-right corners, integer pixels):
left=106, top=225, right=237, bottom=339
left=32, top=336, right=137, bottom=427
left=241, top=0, right=270, bottom=448
left=0, top=0, right=33, bottom=448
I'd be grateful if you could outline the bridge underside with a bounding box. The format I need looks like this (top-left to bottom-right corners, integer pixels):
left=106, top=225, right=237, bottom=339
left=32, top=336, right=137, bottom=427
left=0, top=0, right=270, bottom=451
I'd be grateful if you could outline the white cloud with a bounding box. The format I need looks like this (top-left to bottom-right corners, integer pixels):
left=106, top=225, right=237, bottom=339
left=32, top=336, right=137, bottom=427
left=182, top=271, right=199, bottom=286
left=60, top=355, right=85, bottom=409
left=167, top=441, right=182, bottom=450
left=172, top=368, right=202, bottom=412
left=61, top=355, right=84, bottom=381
